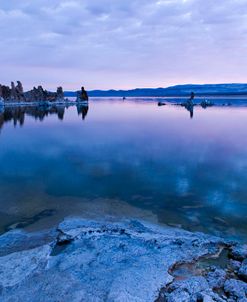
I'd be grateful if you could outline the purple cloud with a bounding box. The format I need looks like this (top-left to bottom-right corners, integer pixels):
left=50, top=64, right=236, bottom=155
left=0, top=0, right=246, bottom=90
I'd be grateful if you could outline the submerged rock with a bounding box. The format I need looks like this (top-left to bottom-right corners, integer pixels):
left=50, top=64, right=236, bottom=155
left=0, top=228, right=57, bottom=257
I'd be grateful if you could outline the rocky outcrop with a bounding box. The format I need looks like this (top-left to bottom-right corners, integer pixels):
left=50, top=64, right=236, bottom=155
left=56, top=86, right=64, bottom=102
left=76, top=86, right=89, bottom=103
left=0, top=82, right=66, bottom=103
left=25, top=85, right=52, bottom=103
left=0, top=84, right=11, bottom=101
left=163, top=276, right=219, bottom=302
left=224, top=279, right=247, bottom=301
left=0, top=81, right=26, bottom=102
left=1, top=217, right=246, bottom=302
left=230, top=244, right=247, bottom=261
left=10, top=82, right=17, bottom=99
left=239, top=259, right=247, bottom=281
left=160, top=242, right=247, bottom=302
left=201, top=100, right=214, bottom=108
left=24, top=85, right=66, bottom=103
left=206, top=267, right=227, bottom=289
left=24, top=85, right=46, bottom=102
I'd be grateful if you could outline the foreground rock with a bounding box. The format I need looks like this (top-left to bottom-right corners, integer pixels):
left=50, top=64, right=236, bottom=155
left=239, top=259, right=247, bottom=281
left=0, top=217, right=246, bottom=301
left=224, top=279, right=247, bottom=301
left=230, top=244, right=247, bottom=261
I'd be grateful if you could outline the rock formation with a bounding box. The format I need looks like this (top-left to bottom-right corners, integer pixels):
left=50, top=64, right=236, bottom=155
left=56, top=86, right=64, bottom=102
left=1, top=85, right=11, bottom=101
left=11, top=82, right=17, bottom=100
left=0, top=85, right=3, bottom=103
left=16, top=81, right=25, bottom=101
left=0, top=82, right=89, bottom=104
left=16, top=81, right=24, bottom=95
left=0, top=216, right=246, bottom=301
left=76, top=86, right=89, bottom=102
left=0, top=81, right=25, bottom=102
left=0, top=82, right=66, bottom=103
left=24, top=85, right=65, bottom=103
left=201, top=100, right=214, bottom=108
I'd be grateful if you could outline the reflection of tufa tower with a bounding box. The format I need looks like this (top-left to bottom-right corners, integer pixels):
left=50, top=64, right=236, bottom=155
left=77, top=104, right=89, bottom=120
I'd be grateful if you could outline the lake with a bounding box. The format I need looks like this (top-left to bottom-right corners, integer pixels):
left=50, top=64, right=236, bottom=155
left=0, top=98, right=247, bottom=241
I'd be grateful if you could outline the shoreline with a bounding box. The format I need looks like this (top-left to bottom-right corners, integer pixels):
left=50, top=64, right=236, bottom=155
left=0, top=100, right=88, bottom=108
left=1, top=98, right=247, bottom=108
left=1, top=216, right=246, bottom=301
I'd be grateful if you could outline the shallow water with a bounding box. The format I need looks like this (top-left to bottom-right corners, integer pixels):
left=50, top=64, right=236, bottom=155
left=0, top=98, right=247, bottom=240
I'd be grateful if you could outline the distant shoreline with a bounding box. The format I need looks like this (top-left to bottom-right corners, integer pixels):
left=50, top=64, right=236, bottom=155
left=63, top=83, right=247, bottom=97
left=66, top=92, right=247, bottom=98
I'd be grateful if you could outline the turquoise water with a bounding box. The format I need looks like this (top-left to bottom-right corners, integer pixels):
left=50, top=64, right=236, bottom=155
left=0, top=99, right=247, bottom=240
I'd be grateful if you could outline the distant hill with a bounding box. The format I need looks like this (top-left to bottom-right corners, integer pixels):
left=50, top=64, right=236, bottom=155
left=64, top=83, right=247, bottom=97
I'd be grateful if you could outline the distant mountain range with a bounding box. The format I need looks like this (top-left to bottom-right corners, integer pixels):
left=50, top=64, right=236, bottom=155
left=64, top=83, right=247, bottom=97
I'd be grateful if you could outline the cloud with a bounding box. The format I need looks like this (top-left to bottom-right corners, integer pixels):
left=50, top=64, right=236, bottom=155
left=0, top=0, right=246, bottom=90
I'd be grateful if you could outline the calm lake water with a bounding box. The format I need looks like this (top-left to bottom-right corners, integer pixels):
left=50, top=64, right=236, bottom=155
left=0, top=98, right=247, bottom=241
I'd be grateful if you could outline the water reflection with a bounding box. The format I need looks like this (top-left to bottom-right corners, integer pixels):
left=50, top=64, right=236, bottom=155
left=77, top=104, right=89, bottom=120
left=185, top=104, right=194, bottom=119
left=0, top=104, right=89, bottom=130
left=158, top=103, right=195, bottom=119
left=0, top=100, right=247, bottom=241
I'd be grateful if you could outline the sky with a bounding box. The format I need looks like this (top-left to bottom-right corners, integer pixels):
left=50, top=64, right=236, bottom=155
left=0, top=0, right=247, bottom=90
